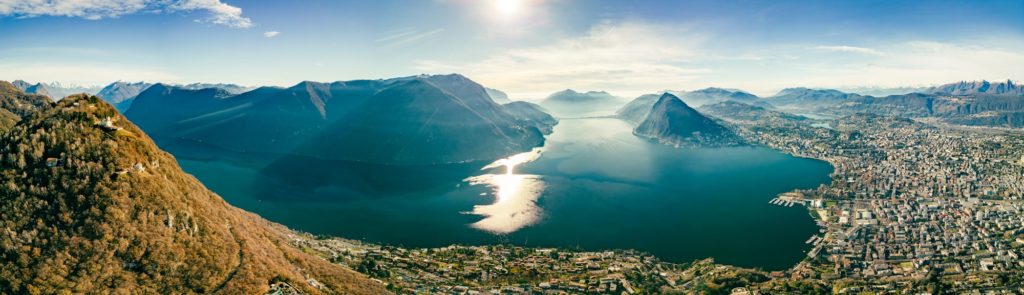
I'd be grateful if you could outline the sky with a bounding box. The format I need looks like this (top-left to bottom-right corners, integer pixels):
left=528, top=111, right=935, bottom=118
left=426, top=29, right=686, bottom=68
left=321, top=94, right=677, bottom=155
left=0, top=0, right=1022, bottom=98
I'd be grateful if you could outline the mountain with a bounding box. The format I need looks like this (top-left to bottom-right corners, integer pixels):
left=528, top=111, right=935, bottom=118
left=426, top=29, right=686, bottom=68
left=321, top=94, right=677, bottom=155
left=617, top=93, right=664, bottom=123
left=10, top=81, right=102, bottom=100
left=699, top=101, right=810, bottom=123
left=503, top=101, right=559, bottom=134
left=485, top=87, right=512, bottom=104
left=830, top=92, right=1024, bottom=127
left=0, top=81, right=52, bottom=132
left=678, top=87, right=761, bottom=107
left=539, top=89, right=625, bottom=117
left=633, top=93, right=742, bottom=147
left=922, top=80, right=1022, bottom=96
left=126, top=74, right=552, bottom=165
left=11, top=80, right=53, bottom=98
left=0, top=94, right=385, bottom=294
left=180, top=83, right=254, bottom=94
left=767, top=87, right=865, bottom=111
left=96, top=82, right=156, bottom=112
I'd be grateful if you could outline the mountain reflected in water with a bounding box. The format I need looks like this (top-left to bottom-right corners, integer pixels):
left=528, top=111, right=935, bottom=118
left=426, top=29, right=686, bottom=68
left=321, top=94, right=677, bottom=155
left=465, top=148, right=545, bottom=234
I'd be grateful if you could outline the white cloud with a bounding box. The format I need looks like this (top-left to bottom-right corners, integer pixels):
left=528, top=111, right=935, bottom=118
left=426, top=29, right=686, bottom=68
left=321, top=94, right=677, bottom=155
left=263, top=31, right=279, bottom=38
left=0, top=0, right=253, bottom=28
left=813, top=45, right=884, bottom=55
left=415, top=22, right=709, bottom=99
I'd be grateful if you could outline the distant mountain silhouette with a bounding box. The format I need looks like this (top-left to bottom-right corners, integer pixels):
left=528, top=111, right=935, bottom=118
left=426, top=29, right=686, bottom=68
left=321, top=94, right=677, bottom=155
left=485, top=87, right=512, bottom=104
left=679, top=87, right=762, bottom=107
left=767, top=87, right=864, bottom=110
left=617, top=93, right=664, bottom=123
left=11, top=80, right=53, bottom=98
left=539, top=89, right=625, bottom=117
left=96, top=82, right=155, bottom=112
left=634, top=93, right=742, bottom=147
left=921, top=80, right=1022, bottom=96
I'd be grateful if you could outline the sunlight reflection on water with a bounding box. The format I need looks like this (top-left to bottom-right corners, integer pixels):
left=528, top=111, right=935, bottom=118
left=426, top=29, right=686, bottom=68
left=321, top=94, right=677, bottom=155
left=465, top=148, right=545, bottom=234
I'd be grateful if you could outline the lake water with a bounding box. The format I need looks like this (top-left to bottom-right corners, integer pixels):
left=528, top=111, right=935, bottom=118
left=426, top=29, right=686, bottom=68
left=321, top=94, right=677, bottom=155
left=170, top=117, right=832, bottom=270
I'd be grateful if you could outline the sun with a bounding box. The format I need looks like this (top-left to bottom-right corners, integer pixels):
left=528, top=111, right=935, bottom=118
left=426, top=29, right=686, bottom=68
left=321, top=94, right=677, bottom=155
left=494, top=0, right=523, bottom=16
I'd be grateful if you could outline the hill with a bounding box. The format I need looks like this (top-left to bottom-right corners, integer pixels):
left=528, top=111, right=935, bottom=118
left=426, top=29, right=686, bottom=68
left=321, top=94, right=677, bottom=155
left=634, top=93, right=742, bottom=147
left=0, top=81, right=52, bottom=132
left=0, top=95, right=386, bottom=294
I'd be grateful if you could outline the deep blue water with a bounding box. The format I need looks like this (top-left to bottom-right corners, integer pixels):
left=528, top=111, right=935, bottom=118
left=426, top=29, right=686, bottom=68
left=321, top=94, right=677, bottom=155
left=171, top=117, right=832, bottom=270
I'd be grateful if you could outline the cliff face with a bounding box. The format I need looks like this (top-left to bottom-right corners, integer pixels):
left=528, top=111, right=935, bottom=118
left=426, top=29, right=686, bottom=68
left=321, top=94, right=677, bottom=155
left=0, top=95, right=386, bottom=294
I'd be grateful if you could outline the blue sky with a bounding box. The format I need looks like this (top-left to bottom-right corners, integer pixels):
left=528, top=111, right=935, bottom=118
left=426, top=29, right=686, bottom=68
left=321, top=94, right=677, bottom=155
left=1, top=0, right=1022, bottom=97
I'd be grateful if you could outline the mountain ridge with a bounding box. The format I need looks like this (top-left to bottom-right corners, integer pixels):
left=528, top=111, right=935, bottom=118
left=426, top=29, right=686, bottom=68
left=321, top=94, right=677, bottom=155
left=0, top=94, right=386, bottom=294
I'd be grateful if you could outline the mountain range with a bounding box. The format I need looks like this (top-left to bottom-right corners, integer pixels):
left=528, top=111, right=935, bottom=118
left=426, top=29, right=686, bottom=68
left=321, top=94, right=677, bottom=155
left=95, top=82, right=251, bottom=113
left=677, top=87, right=762, bottom=107
left=921, top=80, right=1022, bottom=96
left=767, top=87, right=867, bottom=110
left=125, top=74, right=556, bottom=165
left=0, top=90, right=385, bottom=293
left=10, top=80, right=104, bottom=100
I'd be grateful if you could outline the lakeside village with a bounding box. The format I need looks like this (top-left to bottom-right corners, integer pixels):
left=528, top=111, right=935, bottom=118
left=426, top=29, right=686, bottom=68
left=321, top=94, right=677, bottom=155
left=278, top=113, right=1024, bottom=294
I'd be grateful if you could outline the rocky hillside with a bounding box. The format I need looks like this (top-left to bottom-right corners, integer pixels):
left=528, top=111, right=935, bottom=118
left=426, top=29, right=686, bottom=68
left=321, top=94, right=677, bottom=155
left=0, top=95, right=386, bottom=294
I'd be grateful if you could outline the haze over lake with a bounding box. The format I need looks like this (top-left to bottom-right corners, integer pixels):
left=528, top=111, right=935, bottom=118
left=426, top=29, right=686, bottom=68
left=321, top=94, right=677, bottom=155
left=172, top=117, right=832, bottom=270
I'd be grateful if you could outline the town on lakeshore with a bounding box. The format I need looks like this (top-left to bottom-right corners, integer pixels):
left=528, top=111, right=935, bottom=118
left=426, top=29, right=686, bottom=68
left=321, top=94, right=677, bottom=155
left=275, top=112, right=1024, bottom=294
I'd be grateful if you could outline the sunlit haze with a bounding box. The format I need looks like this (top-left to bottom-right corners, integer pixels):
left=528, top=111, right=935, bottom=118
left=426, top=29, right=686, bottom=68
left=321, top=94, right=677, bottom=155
left=1, top=0, right=1021, bottom=98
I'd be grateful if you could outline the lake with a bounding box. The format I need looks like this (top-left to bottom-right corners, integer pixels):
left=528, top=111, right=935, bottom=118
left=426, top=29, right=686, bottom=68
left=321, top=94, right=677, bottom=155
left=170, top=117, right=832, bottom=270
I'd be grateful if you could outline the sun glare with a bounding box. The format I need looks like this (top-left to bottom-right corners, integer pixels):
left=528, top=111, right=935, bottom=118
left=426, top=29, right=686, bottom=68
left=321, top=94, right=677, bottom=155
left=494, top=0, right=523, bottom=16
